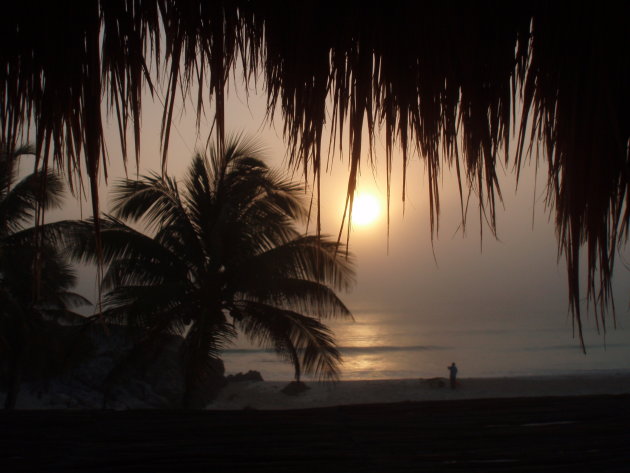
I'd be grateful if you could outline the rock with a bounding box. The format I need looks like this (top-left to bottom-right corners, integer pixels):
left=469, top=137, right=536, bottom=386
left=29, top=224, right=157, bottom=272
left=226, top=370, right=264, bottom=383
left=281, top=381, right=310, bottom=396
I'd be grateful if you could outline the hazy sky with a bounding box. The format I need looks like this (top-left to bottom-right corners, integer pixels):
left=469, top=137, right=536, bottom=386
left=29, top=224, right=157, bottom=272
left=51, top=77, right=629, bottom=351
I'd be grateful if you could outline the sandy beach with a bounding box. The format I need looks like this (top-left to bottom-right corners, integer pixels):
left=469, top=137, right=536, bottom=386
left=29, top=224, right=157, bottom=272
left=208, top=373, right=630, bottom=410
left=2, top=393, right=629, bottom=472
left=3, top=374, right=630, bottom=471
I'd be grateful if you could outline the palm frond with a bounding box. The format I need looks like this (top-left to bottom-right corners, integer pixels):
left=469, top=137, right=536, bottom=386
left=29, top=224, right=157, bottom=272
left=35, top=288, right=90, bottom=312
left=111, top=175, right=185, bottom=230
left=4, top=220, right=80, bottom=251
left=0, top=239, right=80, bottom=303
left=232, top=235, right=355, bottom=292
left=101, top=284, right=192, bottom=336
left=0, top=170, right=64, bottom=236
left=234, top=278, right=353, bottom=321
left=59, top=216, right=186, bottom=272
left=0, top=144, right=35, bottom=193
left=233, top=300, right=342, bottom=382
left=39, top=308, right=88, bottom=325
left=111, top=176, right=206, bottom=270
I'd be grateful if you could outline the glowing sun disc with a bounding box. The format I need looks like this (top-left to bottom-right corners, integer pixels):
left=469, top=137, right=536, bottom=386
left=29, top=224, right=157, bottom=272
left=352, top=193, right=380, bottom=226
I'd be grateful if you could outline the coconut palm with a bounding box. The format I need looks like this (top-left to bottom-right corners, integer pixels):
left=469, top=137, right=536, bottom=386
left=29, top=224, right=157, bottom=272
left=0, top=145, right=90, bottom=409
left=66, top=137, right=354, bottom=407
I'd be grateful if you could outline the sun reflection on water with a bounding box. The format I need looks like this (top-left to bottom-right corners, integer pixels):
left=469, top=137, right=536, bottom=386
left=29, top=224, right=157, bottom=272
left=337, top=320, right=386, bottom=348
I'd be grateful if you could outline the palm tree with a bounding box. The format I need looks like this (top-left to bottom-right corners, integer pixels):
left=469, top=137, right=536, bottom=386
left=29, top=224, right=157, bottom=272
left=0, top=145, right=90, bottom=409
left=67, top=136, right=355, bottom=407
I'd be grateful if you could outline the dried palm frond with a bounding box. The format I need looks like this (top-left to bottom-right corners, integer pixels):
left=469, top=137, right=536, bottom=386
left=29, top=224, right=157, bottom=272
left=2, top=1, right=628, bottom=345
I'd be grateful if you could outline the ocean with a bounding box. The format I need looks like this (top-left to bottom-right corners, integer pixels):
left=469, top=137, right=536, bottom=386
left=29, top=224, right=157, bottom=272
left=222, top=311, right=630, bottom=381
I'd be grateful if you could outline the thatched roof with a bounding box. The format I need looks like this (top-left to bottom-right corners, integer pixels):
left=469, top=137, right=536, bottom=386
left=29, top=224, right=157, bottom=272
left=2, top=1, right=628, bottom=342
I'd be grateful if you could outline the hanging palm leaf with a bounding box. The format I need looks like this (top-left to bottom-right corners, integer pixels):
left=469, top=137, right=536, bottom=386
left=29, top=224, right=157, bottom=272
left=2, top=1, right=627, bottom=343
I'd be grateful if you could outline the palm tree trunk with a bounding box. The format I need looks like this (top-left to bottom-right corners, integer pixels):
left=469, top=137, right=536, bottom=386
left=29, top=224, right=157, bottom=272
left=288, top=344, right=301, bottom=383
left=182, top=373, right=196, bottom=409
left=4, top=348, right=25, bottom=410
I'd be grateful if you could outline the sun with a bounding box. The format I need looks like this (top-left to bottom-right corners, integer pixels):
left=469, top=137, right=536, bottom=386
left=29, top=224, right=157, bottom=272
left=351, top=192, right=381, bottom=226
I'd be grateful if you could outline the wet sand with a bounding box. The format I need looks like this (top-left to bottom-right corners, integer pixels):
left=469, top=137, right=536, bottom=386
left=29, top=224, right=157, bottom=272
left=208, top=374, right=630, bottom=410
left=2, top=394, right=629, bottom=472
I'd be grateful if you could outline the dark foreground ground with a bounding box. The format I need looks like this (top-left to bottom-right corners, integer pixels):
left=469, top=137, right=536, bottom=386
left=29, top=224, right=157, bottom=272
left=2, top=395, right=629, bottom=472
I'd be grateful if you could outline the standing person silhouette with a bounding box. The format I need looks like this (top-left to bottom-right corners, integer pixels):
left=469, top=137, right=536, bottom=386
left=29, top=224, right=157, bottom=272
left=448, top=362, right=458, bottom=389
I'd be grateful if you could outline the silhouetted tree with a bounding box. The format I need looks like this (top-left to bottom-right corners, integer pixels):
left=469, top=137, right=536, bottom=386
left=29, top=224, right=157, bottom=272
left=66, top=136, right=354, bottom=407
left=0, top=145, right=89, bottom=409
